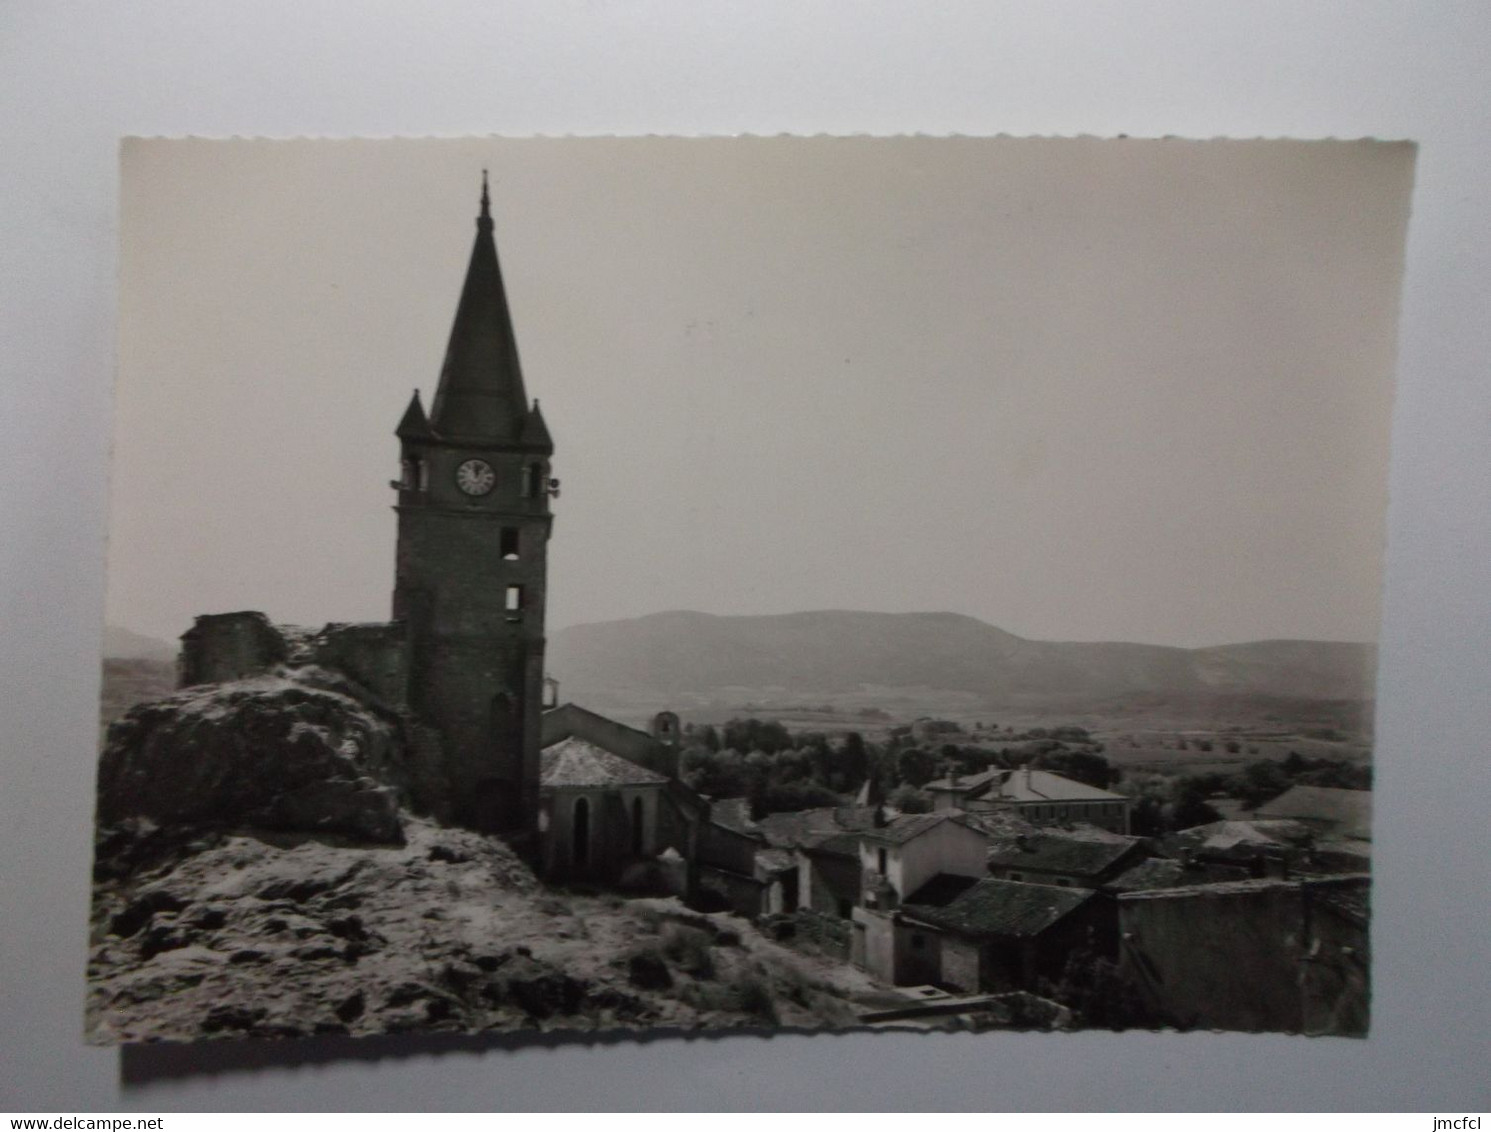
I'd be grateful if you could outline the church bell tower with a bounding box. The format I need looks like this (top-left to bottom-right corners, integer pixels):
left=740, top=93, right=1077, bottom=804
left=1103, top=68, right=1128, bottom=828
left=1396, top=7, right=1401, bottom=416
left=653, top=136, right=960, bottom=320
left=392, top=173, right=554, bottom=836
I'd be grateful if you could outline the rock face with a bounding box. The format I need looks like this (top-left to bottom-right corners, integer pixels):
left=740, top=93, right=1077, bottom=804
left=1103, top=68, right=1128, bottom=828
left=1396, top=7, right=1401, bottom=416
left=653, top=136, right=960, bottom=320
left=86, top=818, right=886, bottom=1043
left=96, top=668, right=409, bottom=844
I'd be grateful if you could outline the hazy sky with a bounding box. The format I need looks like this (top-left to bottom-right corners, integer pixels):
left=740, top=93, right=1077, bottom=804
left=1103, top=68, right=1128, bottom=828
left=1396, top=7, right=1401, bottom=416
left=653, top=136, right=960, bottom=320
left=109, top=137, right=1413, bottom=647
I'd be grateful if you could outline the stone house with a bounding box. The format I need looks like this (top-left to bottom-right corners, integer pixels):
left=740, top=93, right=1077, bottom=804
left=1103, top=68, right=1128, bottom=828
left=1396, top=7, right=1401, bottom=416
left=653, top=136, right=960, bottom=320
left=694, top=808, right=770, bottom=916
left=924, top=766, right=1131, bottom=833
left=898, top=878, right=1104, bottom=993
left=796, top=832, right=867, bottom=920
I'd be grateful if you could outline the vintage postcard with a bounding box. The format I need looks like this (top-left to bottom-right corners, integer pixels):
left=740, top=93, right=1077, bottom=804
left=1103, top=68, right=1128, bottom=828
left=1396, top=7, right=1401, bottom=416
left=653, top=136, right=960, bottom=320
left=91, top=136, right=1412, bottom=1043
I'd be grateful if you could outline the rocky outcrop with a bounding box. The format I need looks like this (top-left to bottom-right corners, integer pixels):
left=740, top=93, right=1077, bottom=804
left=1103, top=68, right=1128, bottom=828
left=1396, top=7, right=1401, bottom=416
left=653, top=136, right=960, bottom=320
left=86, top=817, right=887, bottom=1043
left=96, top=668, right=409, bottom=844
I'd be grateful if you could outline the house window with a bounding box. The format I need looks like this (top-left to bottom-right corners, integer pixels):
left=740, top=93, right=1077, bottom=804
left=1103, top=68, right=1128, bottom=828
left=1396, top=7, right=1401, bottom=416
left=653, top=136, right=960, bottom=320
left=836, top=898, right=852, bottom=918
left=500, top=528, right=520, bottom=559
left=911, top=933, right=926, bottom=951
left=1008, top=871, right=1023, bottom=882
left=877, top=847, right=888, bottom=875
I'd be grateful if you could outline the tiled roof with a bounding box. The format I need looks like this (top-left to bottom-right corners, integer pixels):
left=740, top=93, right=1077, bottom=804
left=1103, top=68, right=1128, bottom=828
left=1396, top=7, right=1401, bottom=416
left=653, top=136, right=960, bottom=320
left=1165, top=819, right=1315, bottom=859
left=985, top=831, right=1142, bottom=877
left=906, top=878, right=1093, bottom=938
left=754, top=847, right=796, bottom=875
left=803, top=831, right=866, bottom=858
left=904, top=872, right=980, bottom=908
left=958, top=809, right=1038, bottom=840
left=709, top=797, right=757, bottom=833
left=1254, top=786, right=1372, bottom=840
left=540, top=736, right=668, bottom=788
left=925, top=768, right=1002, bottom=793
left=862, top=811, right=973, bottom=846
left=925, top=768, right=1125, bottom=803
left=1103, top=857, right=1248, bottom=892
left=756, top=805, right=880, bottom=848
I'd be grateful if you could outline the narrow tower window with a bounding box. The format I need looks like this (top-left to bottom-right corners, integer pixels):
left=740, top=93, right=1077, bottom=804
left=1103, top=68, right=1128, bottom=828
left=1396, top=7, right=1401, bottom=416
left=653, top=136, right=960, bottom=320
left=573, top=797, right=590, bottom=868
left=523, top=462, right=545, bottom=498
left=505, top=585, right=524, bottom=617
left=500, top=527, right=520, bottom=559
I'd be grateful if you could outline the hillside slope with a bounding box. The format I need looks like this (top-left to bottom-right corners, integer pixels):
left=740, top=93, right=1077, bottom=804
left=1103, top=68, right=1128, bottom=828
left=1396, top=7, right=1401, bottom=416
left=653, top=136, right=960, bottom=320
left=547, top=610, right=1375, bottom=706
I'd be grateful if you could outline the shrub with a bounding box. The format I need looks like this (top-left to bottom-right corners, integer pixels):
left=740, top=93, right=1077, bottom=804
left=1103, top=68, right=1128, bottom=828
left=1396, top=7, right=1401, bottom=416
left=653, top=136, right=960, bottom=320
left=730, top=969, right=779, bottom=1024
left=662, top=924, right=715, bottom=979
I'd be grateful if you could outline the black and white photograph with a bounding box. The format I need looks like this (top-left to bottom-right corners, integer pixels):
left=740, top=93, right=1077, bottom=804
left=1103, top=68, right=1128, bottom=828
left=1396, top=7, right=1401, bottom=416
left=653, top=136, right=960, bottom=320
left=89, top=135, right=1413, bottom=1045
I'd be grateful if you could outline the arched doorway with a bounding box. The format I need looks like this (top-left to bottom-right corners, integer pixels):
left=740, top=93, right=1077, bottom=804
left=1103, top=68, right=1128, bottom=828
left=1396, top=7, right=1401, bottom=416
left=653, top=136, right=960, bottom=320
left=572, top=796, right=590, bottom=869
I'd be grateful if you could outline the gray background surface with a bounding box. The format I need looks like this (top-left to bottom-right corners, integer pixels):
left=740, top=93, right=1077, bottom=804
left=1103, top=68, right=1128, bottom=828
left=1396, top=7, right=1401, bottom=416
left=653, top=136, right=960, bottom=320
left=2, top=0, right=1488, bottom=1112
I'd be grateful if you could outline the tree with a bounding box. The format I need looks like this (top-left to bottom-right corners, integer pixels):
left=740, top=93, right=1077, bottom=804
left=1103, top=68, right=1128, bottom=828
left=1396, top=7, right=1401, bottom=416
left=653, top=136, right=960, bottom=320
left=889, top=784, right=933, bottom=814
left=895, top=746, right=939, bottom=787
left=840, top=731, right=869, bottom=785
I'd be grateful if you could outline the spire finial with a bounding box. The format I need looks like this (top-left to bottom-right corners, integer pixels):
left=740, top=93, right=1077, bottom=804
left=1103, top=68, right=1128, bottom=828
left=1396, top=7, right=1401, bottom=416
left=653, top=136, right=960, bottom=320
left=480, top=169, right=491, bottom=219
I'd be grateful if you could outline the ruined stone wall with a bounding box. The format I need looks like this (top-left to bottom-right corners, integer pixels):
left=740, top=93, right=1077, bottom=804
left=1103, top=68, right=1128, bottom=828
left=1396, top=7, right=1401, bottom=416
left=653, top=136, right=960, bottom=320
left=940, top=934, right=982, bottom=993
left=178, top=612, right=287, bottom=688
left=803, top=852, right=860, bottom=917
left=1118, top=877, right=1368, bottom=1033
left=308, top=622, right=408, bottom=706
left=696, top=864, right=766, bottom=918
left=852, top=907, right=897, bottom=983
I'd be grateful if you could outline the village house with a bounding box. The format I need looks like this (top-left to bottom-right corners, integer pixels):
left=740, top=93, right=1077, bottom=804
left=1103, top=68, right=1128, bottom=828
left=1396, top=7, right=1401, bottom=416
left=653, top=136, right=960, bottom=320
left=850, top=811, right=992, bottom=983
left=898, top=878, right=1105, bottom=993
left=1252, top=784, right=1372, bottom=843
left=924, top=766, right=1131, bottom=833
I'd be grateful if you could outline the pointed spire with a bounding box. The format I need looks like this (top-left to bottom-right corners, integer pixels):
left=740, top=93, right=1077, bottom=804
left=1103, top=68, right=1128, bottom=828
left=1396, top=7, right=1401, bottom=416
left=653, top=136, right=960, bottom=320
left=396, top=389, right=432, bottom=438
left=519, top=398, right=553, bottom=452
left=427, top=174, right=529, bottom=441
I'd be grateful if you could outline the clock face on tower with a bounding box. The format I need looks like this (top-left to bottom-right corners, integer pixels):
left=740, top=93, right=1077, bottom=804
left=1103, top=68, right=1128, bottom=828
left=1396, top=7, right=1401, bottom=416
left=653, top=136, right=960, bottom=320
left=454, top=458, right=496, bottom=496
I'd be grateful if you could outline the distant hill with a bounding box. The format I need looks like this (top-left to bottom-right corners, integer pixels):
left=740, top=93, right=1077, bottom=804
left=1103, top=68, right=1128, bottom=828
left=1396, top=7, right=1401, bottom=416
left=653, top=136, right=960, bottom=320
left=103, top=626, right=177, bottom=663
left=547, top=610, right=1375, bottom=708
